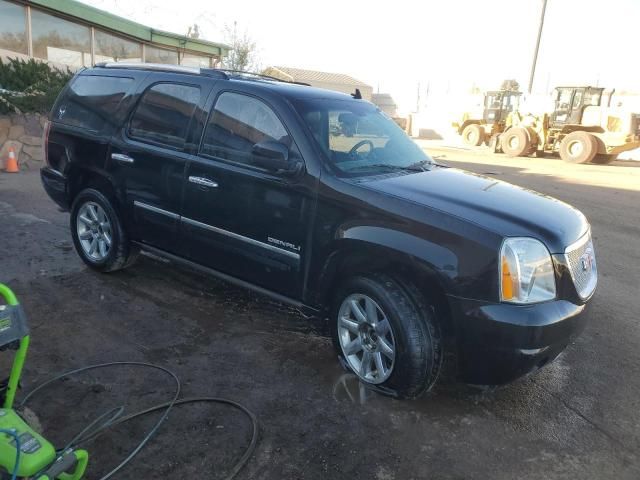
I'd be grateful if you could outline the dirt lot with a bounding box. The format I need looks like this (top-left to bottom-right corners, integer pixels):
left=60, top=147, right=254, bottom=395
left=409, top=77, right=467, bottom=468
left=1, top=147, right=639, bottom=479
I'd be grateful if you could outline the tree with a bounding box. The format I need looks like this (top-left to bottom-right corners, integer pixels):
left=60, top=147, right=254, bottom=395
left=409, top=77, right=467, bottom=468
left=223, top=22, right=259, bottom=72
left=0, top=57, right=72, bottom=114
left=501, top=79, right=520, bottom=92
left=187, top=24, right=200, bottom=39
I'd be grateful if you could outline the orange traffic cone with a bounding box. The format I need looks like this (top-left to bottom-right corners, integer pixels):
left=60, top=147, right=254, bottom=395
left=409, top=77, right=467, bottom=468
left=4, top=146, right=19, bottom=173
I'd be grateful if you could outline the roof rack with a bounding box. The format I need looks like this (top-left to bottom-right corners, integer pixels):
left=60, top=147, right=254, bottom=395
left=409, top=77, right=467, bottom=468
left=93, top=62, right=308, bottom=85
left=95, top=62, right=198, bottom=74
left=209, top=69, right=309, bottom=86
left=94, top=62, right=228, bottom=79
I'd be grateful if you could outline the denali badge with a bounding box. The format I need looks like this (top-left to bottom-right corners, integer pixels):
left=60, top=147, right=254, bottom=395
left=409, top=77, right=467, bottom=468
left=268, top=237, right=301, bottom=252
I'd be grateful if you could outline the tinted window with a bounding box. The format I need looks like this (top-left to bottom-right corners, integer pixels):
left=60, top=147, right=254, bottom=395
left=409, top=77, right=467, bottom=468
left=129, top=83, right=200, bottom=148
left=202, top=92, right=290, bottom=166
left=55, top=75, right=133, bottom=131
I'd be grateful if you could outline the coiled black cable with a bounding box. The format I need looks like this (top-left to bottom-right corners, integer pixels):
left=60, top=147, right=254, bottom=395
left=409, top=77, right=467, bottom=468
left=19, top=362, right=258, bottom=480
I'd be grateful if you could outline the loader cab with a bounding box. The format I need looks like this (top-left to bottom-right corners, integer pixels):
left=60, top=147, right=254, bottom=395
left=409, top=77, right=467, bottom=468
left=483, top=90, right=521, bottom=124
left=551, top=86, right=603, bottom=126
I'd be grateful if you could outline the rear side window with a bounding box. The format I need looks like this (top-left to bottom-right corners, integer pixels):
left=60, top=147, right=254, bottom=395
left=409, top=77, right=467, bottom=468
left=201, top=92, right=290, bottom=166
left=55, top=75, right=133, bottom=131
left=129, top=83, right=200, bottom=149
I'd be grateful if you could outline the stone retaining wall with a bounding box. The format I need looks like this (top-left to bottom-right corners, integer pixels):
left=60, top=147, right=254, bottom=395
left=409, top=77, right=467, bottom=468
left=0, top=113, right=46, bottom=171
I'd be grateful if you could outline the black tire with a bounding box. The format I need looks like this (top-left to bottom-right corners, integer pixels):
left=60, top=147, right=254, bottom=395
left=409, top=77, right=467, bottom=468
left=461, top=124, right=485, bottom=146
left=559, top=131, right=598, bottom=163
left=501, top=127, right=531, bottom=157
left=330, top=274, right=442, bottom=399
left=592, top=153, right=618, bottom=164
left=70, top=188, right=138, bottom=272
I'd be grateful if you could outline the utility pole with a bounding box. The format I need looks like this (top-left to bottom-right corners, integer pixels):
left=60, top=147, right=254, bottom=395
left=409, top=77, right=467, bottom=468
left=528, top=0, right=548, bottom=94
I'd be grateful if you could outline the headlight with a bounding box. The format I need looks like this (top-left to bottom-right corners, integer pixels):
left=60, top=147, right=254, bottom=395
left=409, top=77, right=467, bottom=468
left=500, top=237, right=556, bottom=304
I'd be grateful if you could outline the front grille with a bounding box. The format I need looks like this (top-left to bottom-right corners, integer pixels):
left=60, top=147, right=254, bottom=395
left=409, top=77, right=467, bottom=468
left=565, top=233, right=598, bottom=300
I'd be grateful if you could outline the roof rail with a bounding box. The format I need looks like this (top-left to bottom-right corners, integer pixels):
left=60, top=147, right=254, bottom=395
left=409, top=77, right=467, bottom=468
left=95, top=62, right=200, bottom=74
left=212, top=69, right=310, bottom=86
left=92, top=63, right=308, bottom=85
left=96, top=62, right=230, bottom=79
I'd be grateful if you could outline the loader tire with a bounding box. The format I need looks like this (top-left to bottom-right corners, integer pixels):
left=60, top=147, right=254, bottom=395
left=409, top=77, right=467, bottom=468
left=501, top=127, right=531, bottom=157
left=559, top=131, right=598, bottom=164
left=462, top=124, right=485, bottom=146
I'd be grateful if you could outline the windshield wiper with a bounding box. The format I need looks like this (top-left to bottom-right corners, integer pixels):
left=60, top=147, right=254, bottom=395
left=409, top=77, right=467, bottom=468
left=407, top=160, right=435, bottom=171
left=347, top=163, right=425, bottom=173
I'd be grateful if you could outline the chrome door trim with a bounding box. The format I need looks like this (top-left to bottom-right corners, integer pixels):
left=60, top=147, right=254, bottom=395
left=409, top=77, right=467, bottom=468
left=188, top=176, right=218, bottom=188
left=111, top=153, right=135, bottom=163
left=181, top=216, right=300, bottom=260
left=133, top=201, right=180, bottom=219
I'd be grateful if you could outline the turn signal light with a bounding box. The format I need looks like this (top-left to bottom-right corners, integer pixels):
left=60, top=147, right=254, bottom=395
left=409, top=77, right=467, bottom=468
left=501, top=256, right=516, bottom=300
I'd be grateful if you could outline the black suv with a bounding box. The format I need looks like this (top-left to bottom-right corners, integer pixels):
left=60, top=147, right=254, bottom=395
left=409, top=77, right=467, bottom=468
left=41, top=63, right=598, bottom=398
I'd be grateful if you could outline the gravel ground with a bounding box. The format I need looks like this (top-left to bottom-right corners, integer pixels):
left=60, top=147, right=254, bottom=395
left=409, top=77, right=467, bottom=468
left=0, top=148, right=638, bottom=479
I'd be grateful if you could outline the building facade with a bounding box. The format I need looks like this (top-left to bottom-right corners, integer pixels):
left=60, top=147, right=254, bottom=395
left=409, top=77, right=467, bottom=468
left=0, top=0, right=229, bottom=70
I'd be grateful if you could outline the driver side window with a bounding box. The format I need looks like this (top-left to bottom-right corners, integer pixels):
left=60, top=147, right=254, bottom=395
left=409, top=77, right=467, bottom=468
left=201, top=92, right=290, bottom=167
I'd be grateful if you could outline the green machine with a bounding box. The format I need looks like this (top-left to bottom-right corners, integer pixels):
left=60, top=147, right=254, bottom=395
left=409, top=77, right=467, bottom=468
left=0, top=284, right=88, bottom=480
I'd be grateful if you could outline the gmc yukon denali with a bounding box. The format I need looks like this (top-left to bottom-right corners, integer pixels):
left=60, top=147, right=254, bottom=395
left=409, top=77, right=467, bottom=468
left=41, top=63, right=597, bottom=398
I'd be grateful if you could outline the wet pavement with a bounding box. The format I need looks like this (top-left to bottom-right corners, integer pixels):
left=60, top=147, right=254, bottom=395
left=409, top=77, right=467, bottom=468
left=1, top=152, right=639, bottom=479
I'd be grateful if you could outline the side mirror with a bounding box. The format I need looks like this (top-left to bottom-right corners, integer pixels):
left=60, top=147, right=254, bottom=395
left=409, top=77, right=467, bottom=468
left=252, top=141, right=300, bottom=175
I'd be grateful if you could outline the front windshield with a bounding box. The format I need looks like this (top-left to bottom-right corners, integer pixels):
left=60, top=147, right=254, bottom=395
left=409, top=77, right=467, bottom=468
left=293, top=98, right=433, bottom=177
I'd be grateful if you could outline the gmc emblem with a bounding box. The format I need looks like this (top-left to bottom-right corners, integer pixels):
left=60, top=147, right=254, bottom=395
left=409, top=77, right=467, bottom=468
left=580, top=248, right=594, bottom=272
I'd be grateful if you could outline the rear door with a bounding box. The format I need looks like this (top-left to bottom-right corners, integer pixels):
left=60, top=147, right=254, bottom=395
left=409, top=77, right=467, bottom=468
left=180, top=88, right=313, bottom=299
left=108, top=73, right=212, bottom=255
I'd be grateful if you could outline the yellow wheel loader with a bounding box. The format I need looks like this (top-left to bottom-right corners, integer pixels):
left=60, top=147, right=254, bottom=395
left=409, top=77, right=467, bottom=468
left=453, top=90, right=522, bottom=147
left=501, top=86, right=640, bottom=164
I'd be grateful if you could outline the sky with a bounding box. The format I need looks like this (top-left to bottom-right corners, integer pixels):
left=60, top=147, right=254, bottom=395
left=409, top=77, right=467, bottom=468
left=81, top=0, right=640, bottom=113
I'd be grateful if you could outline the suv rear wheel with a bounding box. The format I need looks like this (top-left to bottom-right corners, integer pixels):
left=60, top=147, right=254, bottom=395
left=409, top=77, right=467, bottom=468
left=331, top=274, right=442, bottom=398
left=70, top=188, right=138, bottom=272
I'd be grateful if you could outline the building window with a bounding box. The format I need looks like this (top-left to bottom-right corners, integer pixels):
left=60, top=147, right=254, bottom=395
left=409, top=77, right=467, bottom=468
left=94, top=30, right=142, bottom=63
left=0, top=0, right=28, bottom=56
left=145, top=46, right=178, bottom=65
left=129, top=83, right=200, bottom=148
left=31, top=9, right=91, bottom=67
left=180, top=53, right=210, bottom=68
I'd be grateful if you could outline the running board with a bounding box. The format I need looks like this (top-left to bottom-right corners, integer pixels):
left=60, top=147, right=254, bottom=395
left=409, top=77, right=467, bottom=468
left=132, top=242, right=319, bottom=316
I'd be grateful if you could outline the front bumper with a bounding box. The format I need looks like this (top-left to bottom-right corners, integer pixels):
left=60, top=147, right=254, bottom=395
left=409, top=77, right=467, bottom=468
left=41, top=167, right=70, bottom=210
left=450, top=297, right=588, bottom=385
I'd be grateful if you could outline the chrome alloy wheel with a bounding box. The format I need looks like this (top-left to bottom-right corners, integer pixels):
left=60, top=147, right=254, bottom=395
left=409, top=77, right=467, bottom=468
left=76, top=201, right=112, bottom=261
left=337, top=294, right=396, bottom=384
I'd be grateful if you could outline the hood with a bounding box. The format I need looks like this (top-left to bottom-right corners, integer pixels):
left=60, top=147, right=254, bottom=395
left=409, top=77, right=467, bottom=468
left=360, top=167, right=588, bottom=253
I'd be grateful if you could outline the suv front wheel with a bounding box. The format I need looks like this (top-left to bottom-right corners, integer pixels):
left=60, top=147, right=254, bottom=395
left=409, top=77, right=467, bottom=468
left=331, top=274, right=442, bottom=398
left=70, top=188, right=138, bottom=272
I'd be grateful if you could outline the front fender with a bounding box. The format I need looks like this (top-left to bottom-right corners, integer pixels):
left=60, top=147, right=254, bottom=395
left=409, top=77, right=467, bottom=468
left=339, top=225, right=458, bottom=278
left=307, top=222, right=498, bottom=309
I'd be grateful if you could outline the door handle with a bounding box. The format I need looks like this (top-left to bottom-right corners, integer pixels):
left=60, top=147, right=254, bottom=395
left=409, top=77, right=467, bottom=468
left=111, top=153, right=135, bottom=164
left=189, top=176, right=218, bottom=188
